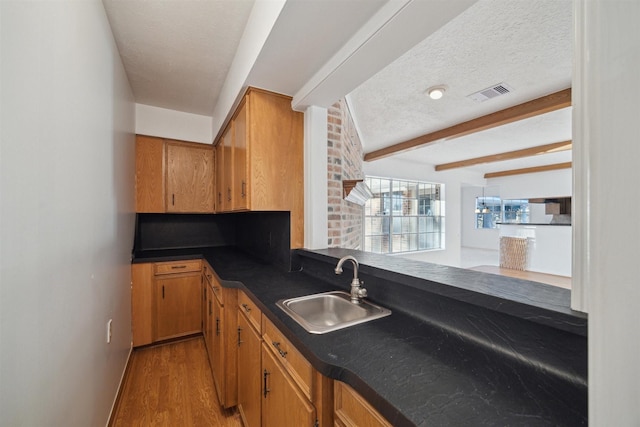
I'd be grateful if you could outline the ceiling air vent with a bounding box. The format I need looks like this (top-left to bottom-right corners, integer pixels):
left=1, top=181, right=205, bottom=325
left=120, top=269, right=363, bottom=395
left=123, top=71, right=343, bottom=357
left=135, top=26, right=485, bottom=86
left=467, top=83, right=514, bottom=102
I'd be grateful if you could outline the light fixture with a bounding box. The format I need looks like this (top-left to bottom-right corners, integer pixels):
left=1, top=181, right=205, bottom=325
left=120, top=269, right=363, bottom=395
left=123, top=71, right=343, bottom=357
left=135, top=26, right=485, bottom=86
left=476, top=186, right=490, bottom=214
left=427, top=85, right=447, bottom=100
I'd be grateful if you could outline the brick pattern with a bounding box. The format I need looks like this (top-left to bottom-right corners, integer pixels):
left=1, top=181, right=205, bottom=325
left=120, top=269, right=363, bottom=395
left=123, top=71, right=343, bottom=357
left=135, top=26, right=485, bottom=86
left=327, top=99, right=364, bottom=248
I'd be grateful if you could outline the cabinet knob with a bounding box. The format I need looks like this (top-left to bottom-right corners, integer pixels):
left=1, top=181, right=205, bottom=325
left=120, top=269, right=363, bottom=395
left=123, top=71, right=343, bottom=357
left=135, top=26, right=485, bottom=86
left=272, top=341, right=287, bottom=359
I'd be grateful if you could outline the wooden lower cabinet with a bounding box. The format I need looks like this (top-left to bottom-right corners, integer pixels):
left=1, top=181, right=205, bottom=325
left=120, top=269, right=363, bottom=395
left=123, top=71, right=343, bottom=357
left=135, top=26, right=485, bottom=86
left=207, top=274, right=238, bottom=409
left=131, top=263, right=154, bottom=346
left=262, top=342, right=316, bottom=427
left=155, top=273, right=201, bottom=341
left=334, top=381, right=392, bottom=427
left=131, top=260, right=202, bottom=347
left=237, top=307, right=262, bottom=427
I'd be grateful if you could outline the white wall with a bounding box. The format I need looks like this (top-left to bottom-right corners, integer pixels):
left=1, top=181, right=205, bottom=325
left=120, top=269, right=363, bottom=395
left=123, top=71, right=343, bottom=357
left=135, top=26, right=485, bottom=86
left=0, top=2, right=135, bottom=426
left=461, top=185, right=501, bottom=250
left=364, top=158, right=484, bottom=267
left=574, top=0, right=640, bottom=424
left=461, top=170, right=572, bottom=251
left=489, top=168, right=572, bottom=199
left=136, top=104, right=213, bottom=144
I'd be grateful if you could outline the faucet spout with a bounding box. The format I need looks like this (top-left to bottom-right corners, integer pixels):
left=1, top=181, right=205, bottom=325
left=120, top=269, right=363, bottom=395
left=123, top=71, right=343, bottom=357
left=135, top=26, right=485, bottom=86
left=334, top=255, right=358, bottom=276
left=334, top=255, right=367, bottom=303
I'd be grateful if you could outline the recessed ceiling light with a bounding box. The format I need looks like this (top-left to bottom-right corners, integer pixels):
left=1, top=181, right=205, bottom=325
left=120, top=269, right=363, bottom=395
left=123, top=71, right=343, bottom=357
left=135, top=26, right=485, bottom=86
left=427, top=85, right=447, bottom=100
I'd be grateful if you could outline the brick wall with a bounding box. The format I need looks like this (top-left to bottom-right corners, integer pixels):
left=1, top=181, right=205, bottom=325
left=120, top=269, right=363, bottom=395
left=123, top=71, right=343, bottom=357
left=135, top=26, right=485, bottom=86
left=327, top=99, right=364, bottom=248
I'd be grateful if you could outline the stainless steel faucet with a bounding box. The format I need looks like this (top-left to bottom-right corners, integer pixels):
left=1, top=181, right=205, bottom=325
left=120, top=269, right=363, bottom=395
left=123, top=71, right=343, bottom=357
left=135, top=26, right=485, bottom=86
left=334, top=255, right=368, bottom=303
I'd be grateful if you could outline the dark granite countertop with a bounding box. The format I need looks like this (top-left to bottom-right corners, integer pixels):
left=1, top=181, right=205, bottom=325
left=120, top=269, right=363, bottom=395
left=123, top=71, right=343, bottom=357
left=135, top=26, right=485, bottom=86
left=133, top=246, right=587, bottom=426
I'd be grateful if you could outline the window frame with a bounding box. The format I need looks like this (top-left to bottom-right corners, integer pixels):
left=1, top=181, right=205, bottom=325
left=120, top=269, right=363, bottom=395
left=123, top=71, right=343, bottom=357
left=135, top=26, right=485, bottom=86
left=363, top=177, right=445, bottom=254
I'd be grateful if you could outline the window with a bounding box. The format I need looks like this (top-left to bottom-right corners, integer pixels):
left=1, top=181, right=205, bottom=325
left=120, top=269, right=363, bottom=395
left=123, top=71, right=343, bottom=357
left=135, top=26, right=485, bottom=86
left=502, top=199, right=530, bottom=223
left=364, top=177, right=444, bottom=254
left=475, top=196, right=501, bottom=229
left=475, top=197, right=532, bottom=228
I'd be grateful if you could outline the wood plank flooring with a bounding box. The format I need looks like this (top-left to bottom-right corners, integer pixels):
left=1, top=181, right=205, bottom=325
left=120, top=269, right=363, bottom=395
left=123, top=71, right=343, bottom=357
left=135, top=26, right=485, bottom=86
left=110, top=336, right=241, bottom=427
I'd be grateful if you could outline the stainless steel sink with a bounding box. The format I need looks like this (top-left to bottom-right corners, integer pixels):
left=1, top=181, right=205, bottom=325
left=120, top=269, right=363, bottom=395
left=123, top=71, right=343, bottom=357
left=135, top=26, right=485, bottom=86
left=276, top=291, right=391, bottom=334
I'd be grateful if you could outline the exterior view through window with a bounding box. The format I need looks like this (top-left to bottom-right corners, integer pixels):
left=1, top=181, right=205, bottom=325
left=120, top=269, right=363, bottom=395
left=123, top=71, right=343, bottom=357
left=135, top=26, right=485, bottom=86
left=475, top=197, right=531, bottom=228
left=364, top=177, right=444, bottom=254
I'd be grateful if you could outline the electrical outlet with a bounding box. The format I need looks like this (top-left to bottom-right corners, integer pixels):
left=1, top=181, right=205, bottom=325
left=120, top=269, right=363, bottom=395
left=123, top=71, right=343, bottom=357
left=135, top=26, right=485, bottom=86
left=107, top=319, right=113, bottom=343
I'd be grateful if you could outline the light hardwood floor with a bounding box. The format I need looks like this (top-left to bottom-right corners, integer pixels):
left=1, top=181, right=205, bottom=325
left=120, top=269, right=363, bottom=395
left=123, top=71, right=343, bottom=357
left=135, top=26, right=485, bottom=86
left=110, top=336, right=241, bottom=427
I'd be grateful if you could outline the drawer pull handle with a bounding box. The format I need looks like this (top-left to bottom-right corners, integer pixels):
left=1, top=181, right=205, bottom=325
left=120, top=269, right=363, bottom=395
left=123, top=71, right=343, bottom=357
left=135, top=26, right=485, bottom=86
left=216, top=318, right=220, bottom=336
left=237, top=327, right=243, bottom=346
left=241, top=181, right=246, bottom=198
left=263, top=369, right=270, bottom=397
left=171, top=265, right=187, bottom=269
left=227, top=188, right=231, bottom=202
left=272, top=341, right=287, bottom=359
left=209, top=299, right=212, bottom=316
left=162, top=285, right=165, bottom=299
left=242, top=303, right=251, bottom=313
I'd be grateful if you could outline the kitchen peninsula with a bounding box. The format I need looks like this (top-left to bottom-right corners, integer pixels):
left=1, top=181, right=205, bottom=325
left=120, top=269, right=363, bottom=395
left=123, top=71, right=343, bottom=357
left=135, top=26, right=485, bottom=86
left=498, top=222, right=572, bottom=277
left=133, top=239, right=587, bottom=426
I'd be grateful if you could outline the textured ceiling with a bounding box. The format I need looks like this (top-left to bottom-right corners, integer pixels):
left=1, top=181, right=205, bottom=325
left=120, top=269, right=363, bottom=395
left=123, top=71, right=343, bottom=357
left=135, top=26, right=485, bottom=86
left=102, top=0, right=254, bottom=116
left=102, top=0, right=572, bottom=176
left=348, top=0, right=573, bottom=175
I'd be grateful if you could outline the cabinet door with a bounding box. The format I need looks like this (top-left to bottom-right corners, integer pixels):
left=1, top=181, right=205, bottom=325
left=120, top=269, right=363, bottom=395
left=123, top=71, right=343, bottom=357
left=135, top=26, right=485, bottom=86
left=166, top=142, right=214, bottom=213
left=135, top=135, right=165, bottom=213
left=131, top=263, right=154, bottom=347
left=262, top=343, right=315, bottom=427
left=202, top=279, right=213, bottom=363
left=155, top=273, right=202, bottom=341
left=233, top=100, right=248, bottom=211
left=222, top=124, right=233, bottom=211
left=211, top=294, right=225, bottom=405
left=334, top=381, right=392, bottom=427
left=215, top=128, right=232, bottom=212
left=237, top=312, right=262, bottom=427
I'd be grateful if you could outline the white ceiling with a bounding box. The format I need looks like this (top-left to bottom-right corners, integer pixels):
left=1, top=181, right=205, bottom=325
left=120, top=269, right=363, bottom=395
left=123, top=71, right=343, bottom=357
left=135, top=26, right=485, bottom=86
left=348, top=0, right=573, bottom=175
left=102, top=0, right=255, bottom=116
left=103, top=0, right=573, bottom=177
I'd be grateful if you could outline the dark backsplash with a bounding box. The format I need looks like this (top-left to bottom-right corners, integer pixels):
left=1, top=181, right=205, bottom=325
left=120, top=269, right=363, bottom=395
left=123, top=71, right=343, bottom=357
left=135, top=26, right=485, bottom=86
left=135, top=213, right=237, bottom=250
left=134, top=211, right=292, bottom=270
left=235, top=211, right=292, bottom=271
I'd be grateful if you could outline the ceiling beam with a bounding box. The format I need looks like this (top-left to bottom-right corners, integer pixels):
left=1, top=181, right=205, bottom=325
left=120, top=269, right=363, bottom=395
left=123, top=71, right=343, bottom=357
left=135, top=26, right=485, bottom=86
left=435, top=140, right=572, bottom=171
left=364, top=88, right=572, bottom=162
left=484, top=162, right=572, bottom=179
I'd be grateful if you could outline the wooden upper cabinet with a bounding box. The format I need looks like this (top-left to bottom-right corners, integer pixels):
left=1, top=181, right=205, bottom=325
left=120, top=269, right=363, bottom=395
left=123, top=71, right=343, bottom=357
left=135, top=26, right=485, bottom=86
left=214, top=88, right=304, bottom=247
left=222, top=124, right=233, bottom=212
left=135, top=135, right=215, bottom=213
left=166, top=141, right=214, bottom=213
left=135, top=135, right=165, bottom=213
left=233, top=100, right=248, bottom=211
left=215, top=135, right=225, bottom=212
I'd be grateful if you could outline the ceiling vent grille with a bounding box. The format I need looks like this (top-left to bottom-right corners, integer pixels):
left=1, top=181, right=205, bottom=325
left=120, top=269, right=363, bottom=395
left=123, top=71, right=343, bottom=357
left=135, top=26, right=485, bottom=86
left=467, top=83, right=514, bottom=102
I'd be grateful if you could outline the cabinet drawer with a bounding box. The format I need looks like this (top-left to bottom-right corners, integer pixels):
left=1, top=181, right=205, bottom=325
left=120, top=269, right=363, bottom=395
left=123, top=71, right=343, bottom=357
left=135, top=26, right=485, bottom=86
left=334, top=381, right=391, bottom=427
left=262, top=315, right=313, bottom=400
left=154, top=259, right=202, bottom=275
left=238, top=291, right=261, bottom=333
